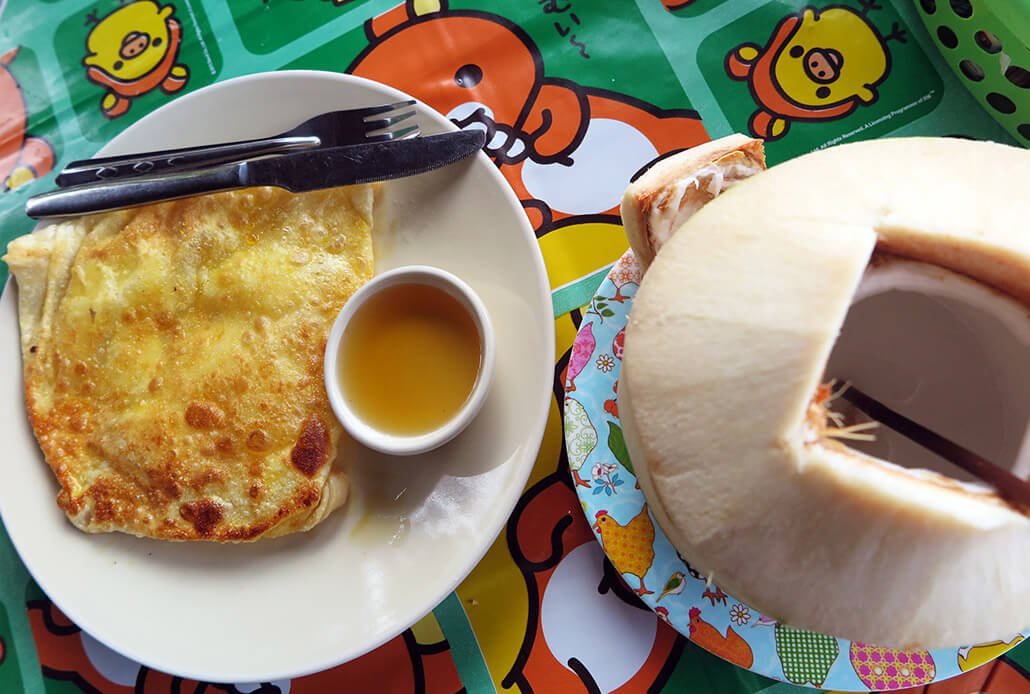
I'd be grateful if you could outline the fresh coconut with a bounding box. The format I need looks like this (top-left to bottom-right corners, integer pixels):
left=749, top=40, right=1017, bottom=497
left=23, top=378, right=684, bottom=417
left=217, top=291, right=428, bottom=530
left=619, top=136, right=1030, bottom=650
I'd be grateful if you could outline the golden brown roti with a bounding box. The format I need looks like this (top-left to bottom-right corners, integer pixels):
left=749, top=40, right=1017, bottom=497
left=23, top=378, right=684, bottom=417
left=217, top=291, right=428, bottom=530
left=3, top=186, right=374, bottom=541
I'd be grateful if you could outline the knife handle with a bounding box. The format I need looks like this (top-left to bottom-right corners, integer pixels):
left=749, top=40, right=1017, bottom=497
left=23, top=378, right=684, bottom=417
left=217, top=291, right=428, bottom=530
left=26, top=163, right=247, bottom=219
left=54, top=136, right=317, bottom=188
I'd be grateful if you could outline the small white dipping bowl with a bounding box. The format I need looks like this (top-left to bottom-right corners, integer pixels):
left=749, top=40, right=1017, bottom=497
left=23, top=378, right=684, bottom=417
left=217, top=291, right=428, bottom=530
left=324, top=265, right=496, bottom=456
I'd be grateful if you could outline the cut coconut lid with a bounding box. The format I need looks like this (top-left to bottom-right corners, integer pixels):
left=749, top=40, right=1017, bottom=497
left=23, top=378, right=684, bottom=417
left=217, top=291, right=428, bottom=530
left=621, top=134, right=765, bottom=271
left=620, top=137, right=1030, bottom=650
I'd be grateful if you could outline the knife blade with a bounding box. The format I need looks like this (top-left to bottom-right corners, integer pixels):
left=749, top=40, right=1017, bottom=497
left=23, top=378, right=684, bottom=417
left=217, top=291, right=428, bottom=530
left=26, top=129, right=486, bottom=219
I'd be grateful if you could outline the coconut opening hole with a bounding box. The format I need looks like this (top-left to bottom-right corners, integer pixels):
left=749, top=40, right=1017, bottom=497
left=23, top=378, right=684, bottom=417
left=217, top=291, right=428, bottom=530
left=825, top=259, right=1030, bottom=482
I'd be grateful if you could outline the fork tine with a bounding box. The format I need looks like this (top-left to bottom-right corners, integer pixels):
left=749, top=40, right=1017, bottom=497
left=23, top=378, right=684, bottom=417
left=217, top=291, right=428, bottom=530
left=363, top=124, right=421, bottom=142
left=355, top=99, right=416, bottom=117
left=362, top=109, right=417, bottom=130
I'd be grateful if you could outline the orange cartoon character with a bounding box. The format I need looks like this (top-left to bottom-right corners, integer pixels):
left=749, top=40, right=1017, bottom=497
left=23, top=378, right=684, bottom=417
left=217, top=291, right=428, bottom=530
left=82, top=0, right=189, bottom=119
left=349, top=1, right=709, bottom=225
left=27, top=594, right=461, bottom=692
left=502, top=463, right=682, bottom=692
left=726, top=1, right=906, bottom=140
left=0, top=48, right=54, bottom=189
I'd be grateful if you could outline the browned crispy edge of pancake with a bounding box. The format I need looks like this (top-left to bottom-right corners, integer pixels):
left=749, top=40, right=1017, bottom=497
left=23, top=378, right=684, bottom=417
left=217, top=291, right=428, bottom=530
left=38, top=408, right=334, bottom=542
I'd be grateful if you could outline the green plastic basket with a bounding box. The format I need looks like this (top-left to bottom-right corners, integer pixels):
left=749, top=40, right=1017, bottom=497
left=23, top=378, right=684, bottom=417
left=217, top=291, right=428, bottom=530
left=915, top=0, right=1030, bottom=146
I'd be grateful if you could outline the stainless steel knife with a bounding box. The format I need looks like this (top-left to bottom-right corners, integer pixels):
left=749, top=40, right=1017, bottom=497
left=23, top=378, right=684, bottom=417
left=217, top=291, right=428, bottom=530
left=26, top=129, right=486, bottom=219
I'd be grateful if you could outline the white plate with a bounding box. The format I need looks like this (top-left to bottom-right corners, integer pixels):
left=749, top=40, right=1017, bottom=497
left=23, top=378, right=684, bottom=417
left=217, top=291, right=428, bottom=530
left=0, top=71, right=554, bottom=682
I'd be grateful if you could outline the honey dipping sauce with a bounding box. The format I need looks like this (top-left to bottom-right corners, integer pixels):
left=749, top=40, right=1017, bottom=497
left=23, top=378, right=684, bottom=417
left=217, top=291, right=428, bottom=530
left=338, top=282, right=482, bottom=436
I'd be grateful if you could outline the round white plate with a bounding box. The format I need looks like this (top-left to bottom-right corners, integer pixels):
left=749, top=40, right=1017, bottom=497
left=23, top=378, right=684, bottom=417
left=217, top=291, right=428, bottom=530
left=0, top=71, right=554, bottom=682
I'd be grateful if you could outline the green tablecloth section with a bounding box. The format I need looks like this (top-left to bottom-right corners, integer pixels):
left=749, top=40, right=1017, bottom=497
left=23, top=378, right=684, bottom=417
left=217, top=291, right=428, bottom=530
left=0, top=0, right=1027, bottom=691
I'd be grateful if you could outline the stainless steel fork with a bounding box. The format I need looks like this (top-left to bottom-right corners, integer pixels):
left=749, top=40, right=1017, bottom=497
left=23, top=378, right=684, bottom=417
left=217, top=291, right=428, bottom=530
left=54, top=100, right=420, bottom=187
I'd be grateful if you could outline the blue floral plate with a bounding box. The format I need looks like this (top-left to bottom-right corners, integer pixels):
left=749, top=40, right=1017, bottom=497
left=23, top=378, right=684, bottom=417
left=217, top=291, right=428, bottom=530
left=563, top=250, right=1028, bottom=691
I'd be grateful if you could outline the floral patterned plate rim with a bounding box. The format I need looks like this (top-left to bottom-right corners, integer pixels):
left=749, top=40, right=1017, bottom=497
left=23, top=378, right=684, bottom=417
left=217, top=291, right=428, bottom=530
left=562, top=249, right=1028, bottom=692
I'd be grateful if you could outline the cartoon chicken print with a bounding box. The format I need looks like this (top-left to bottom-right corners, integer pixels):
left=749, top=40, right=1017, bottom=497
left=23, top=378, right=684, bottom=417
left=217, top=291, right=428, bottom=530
left=701, top=585, right=728, bottom=606
left=82, top=0, right=189, bottom=118
left=687, top=607, right=754, bottom=668
left=608, top=257, right=641, bottom=304
left=725, top=1, right=906, bottom=140
left=602, top=321, right=625, bottom=417
left=606, top=420, right=633, bottom=474
left=565, top=322, right=595, bottom=393
left=850, top=642, right=935, bottom=690
left=592, top=507, right=655, bottom=595
left=604, top=380, right=619, bottom=418
left=756, top=616, right=840, bottom=687
left=0, top=47, right=53, bottom=189
left=612, top=326, right=625, bottom=360
left=564, top=398, right=597, bottom=488
left=959, top=636, right=1025, bottom=672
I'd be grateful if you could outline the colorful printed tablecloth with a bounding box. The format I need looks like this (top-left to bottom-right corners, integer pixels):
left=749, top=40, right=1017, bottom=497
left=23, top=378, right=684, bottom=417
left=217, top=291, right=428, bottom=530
left=0, top=0, right=1027, bottom=692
